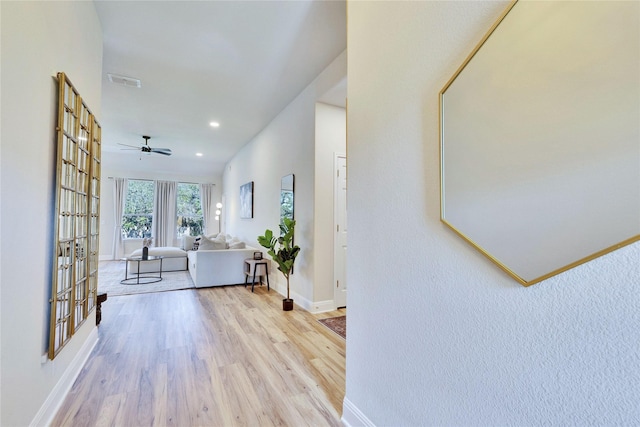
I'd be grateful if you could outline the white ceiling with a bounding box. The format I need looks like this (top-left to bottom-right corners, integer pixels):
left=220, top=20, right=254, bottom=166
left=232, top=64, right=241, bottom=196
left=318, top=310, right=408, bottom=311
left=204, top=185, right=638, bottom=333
left=94, top=0, right=347, bottom=178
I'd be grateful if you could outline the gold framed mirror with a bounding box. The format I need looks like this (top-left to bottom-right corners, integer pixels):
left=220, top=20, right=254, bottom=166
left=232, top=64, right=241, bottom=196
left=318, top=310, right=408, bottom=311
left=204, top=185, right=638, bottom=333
left=440, top=1, right=639, bottom=286
left=49, top=73, right=101, bottom=358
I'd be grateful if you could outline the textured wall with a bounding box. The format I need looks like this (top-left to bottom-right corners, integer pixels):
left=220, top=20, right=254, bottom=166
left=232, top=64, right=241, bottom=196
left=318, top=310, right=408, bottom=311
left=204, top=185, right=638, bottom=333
left=345, top=1, right=640, bottom=425
left=1, top=2, right=103, bottom=425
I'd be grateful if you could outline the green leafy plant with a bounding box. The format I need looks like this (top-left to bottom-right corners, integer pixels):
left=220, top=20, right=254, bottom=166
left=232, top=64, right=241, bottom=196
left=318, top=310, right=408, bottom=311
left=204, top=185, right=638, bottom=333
left=257, top=217, right=300, bottom=301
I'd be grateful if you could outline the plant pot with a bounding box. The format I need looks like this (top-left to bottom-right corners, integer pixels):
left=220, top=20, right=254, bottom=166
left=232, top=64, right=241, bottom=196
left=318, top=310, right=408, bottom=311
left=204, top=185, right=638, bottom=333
left=283, top=298, right=294, bottom=311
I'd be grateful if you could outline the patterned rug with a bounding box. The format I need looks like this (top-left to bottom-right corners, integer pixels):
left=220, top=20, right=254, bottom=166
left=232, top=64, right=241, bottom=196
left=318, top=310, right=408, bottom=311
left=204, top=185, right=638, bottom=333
left=318, top=315, right=346, bottom=339
left=97, top=260, right=195, bottom=296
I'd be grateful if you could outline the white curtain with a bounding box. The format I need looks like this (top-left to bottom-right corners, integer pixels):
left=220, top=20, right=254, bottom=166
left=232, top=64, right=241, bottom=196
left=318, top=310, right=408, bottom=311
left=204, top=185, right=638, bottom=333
left=153, top=180, right=177, bottom=247
left=200, top=183, right=215, bottom=235
left=112, top=177, right=127, bottom=259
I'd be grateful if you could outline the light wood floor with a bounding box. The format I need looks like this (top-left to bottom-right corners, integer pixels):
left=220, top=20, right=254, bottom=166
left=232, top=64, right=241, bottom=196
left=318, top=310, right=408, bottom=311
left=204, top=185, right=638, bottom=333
left=51, top=284, right=346, bottom=426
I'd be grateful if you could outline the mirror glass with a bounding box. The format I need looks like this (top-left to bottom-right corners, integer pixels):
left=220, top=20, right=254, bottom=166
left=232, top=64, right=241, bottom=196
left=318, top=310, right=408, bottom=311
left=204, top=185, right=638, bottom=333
left=281, top=174, right=294, bottom=225
left=440, top=1, right=639, bottom=285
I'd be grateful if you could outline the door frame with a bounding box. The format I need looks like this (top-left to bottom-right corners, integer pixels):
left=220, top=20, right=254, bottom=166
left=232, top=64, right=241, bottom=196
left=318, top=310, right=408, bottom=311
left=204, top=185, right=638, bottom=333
left=333, top=152, right=347, bottom=308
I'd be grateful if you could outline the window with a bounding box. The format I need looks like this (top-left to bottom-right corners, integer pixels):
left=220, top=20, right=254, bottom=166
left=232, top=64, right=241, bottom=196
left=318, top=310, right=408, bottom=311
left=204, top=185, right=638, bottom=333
left=177, top=183, right=203, bottom=237
left=123, top=179, right=153, bottom=238
left=121, top=180, right=203, bottom=239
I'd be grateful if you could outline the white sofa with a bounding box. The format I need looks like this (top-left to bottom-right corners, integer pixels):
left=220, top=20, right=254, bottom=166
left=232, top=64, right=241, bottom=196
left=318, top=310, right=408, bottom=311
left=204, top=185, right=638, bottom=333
left=127, top=246, right=188, bottom=273
left=187, top=246, right=261, bottom=288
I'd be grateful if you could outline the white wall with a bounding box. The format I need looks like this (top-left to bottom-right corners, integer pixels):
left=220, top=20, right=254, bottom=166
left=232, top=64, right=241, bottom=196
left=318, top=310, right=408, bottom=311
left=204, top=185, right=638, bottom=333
left=314, top=103, right=346, bottom=303
left=0, top=2, right=103, bottom=425
left=223, top=51, right=346, bottom=310
left=345, top=2, right=640, bottom=426
left=99, top=161, right=221, bottom=258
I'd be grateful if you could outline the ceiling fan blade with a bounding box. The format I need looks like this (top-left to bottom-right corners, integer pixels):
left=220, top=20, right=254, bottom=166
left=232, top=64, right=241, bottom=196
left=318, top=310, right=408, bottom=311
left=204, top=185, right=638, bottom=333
left=151, top=148, right=172, bottom=153
left=151, top=148, right=172, bottom=156
left=117, top=143, right=141, bottom=149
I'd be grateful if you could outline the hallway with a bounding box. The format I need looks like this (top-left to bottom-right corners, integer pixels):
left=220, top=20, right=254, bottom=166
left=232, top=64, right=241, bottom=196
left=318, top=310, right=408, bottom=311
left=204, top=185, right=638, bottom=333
left=52, top=285, right=346, bottom=426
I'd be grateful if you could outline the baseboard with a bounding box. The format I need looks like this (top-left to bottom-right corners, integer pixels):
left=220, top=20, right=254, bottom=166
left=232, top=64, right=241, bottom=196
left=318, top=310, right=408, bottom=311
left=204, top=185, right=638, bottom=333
left=289, top=289, right=313, bottom=312
left=271, top=283, right=334, bottom=314
left=30, top=327, right=99, bottom=427
left=342, top=397, right=376, bottom=427
left=307, top=299, right=336, bottom=314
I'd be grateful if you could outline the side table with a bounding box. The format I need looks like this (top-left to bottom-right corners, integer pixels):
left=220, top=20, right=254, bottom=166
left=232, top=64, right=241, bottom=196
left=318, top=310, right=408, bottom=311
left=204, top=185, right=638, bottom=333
left=244, top=258, right=270, bottom=292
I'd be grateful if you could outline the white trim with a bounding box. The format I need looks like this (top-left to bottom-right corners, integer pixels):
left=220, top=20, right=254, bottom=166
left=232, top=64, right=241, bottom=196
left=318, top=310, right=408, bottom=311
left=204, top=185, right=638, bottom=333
left=30, top=327, right=99, bottom=427
left=342, top=397, right=376, bottom=427
left=288, top=291, right=336, bottom=314
left=308, top=299, right=336, bottom=314
left=289, top=289, right=313, bottom=312
left=270, top=280, right=335, bottom=313
left=334, top=152, right=348, bottom=308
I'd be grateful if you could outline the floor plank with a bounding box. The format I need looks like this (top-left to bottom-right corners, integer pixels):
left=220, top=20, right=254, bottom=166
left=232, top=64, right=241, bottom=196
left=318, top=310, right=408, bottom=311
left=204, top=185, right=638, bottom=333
left=51, top=282, right=345, bottom=427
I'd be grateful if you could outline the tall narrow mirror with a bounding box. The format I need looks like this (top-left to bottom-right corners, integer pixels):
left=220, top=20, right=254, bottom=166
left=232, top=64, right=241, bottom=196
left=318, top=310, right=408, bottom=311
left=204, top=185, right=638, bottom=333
left=281, top=174, right=294, bottom=225
left=281, top=174, right=295, bottom=273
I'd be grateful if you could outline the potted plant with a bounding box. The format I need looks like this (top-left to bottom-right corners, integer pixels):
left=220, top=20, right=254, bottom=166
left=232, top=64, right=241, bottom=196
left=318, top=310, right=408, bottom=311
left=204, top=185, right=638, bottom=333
left=257, top=217, right=300, bottom=311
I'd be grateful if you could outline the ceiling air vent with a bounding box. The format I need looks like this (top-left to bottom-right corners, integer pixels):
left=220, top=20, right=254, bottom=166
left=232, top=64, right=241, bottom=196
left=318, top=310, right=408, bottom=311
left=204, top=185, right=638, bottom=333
left=107, top=73, right=141, bottom=88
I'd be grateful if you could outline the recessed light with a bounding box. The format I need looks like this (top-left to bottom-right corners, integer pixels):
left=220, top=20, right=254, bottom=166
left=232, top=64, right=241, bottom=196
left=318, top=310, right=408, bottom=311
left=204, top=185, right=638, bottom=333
left=209, top=121, right=220, bottom=128
left=196, top=153, right=203, bottom=157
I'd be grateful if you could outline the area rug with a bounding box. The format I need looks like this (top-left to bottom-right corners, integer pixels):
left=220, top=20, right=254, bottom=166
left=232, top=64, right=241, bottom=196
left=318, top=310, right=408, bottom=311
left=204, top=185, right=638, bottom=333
left=97, top=261, right=195, bottom=296
left=318, top=315, right=346, bottom=339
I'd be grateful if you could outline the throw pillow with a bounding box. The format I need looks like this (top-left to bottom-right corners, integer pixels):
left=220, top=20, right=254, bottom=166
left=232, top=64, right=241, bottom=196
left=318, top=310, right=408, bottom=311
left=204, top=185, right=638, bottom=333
left=182, top=235, right=196, bottom=251
left=213, top=235, right=229, bottom=249
left=199, top=235, right=227, bottom=250
left=228, top=241, right=246, bottom=249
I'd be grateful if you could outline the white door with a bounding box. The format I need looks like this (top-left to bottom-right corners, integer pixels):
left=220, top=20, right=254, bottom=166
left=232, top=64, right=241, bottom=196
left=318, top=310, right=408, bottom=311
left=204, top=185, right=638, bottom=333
left=334, top=155, right=347, bottom=308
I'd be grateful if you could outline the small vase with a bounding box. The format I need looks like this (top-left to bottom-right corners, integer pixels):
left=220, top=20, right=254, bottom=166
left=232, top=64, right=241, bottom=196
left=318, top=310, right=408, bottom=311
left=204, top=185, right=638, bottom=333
left=142, top=246, right=149, bottom=260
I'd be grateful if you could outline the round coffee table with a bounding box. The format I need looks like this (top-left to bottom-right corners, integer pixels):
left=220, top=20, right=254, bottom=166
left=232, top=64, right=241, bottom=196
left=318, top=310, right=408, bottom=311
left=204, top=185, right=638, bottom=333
left=121, top=255, right=164, bottom=284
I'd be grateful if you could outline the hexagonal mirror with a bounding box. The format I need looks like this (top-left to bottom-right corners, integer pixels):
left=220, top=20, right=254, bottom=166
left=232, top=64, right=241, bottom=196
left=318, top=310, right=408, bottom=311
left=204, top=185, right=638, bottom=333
left=440, top=0, right=639, bottom=286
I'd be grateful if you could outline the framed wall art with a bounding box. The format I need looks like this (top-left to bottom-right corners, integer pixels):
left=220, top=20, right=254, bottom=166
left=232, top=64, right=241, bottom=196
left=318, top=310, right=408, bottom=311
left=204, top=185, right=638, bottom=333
left=240, top=181, right=254, bottom=219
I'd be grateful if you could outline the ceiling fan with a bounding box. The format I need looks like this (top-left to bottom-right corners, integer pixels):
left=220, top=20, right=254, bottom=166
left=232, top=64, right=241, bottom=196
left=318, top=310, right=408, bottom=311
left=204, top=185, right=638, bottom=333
left=118, top=135, right=172, bottom=156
